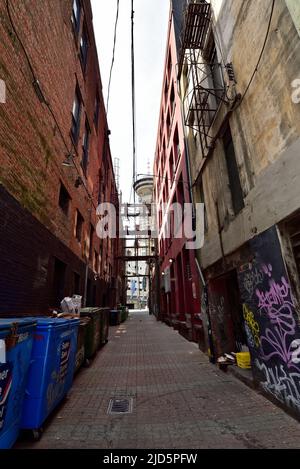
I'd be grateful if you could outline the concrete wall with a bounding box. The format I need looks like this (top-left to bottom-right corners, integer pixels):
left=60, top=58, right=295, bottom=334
left=183, top=0, right=300, bottom=274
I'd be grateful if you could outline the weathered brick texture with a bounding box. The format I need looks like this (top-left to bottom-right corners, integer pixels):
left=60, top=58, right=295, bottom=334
left=0, top=0, right=122, bottom=314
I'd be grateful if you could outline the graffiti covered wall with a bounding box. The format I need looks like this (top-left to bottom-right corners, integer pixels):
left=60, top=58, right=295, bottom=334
left=238, top=226, right=300, bottom=413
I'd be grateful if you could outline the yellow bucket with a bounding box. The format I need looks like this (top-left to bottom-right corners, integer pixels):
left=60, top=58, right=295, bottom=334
left=236, top=352, right=251, bottom=369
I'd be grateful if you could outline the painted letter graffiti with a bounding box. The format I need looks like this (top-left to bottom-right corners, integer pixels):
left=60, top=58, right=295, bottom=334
left=243, top=304, right=260, bottom=348
left=242, top=267, right=263, bottom=299
left=255, top=269, right=297, bottom=367
left=238, top=227, right=300, bottom=414
left=256, top=360, right=300, bottom=411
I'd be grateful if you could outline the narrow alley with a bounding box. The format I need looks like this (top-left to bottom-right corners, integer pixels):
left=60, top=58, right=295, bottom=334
left=16, top=311, right=300, bottom=450
left=3, top=0, right=300, bottom=454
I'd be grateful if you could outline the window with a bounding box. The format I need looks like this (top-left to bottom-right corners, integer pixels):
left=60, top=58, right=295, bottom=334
left=94, top=250, right=99, bottom=273
left=72, top=0, right=81, bottom=35
left=169, top=149, right=175, bottom=183
left=81, top=117, right=90, bottom=174
left=167, top=49, right=172, bottom=80
left=164, top=79, right=168, bottom=106
left=89, top=224, right=94, bottom=260
left=166, top=111, right=171, bottom=139
left=199, top=181, right=208, bottom=232
left=80, top=25, right=89, bottom=71
left=173, top=127, right=180, bottom=165
left=94, top=93, right=100, bottom=129
left=59, top=183, right=70, bottom=215
left=75, top=210, right=84, bottom=242
left=73, top=272, right=81, bottom=295
left=204, top=33, right=224, bottom=125
left=71, top=86, right=81, bottom=144
left=170, top=83, right=175, bottom=116
left=223, top=126, right=244, bottom=216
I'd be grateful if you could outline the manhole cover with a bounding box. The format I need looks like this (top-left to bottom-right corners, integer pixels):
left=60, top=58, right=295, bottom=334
left=108, top=398, right=133, bottom=414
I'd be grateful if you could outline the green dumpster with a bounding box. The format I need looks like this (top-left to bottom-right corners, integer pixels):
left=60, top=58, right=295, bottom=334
left=120, top=306, right=129, bottom=323
left=99, top=308, right=110, bottom=347
left=74, top=317, right=91, bottom=373
left=80, top=308, right=102, bottom=359
left=109, top=310, right=121, bottom=326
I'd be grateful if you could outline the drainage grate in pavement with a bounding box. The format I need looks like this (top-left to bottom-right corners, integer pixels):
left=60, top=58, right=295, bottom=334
left=108, top=398, right=133, bottom=415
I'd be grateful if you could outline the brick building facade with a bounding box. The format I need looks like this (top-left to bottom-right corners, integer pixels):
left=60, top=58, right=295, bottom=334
left=153, top=0, right=201, bottom=341
left=0, top=0, right=123, bottom=315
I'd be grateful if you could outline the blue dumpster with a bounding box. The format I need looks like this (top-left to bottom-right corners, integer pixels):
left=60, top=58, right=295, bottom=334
left=0, top=318, right=36, bottom=449
left=20, top=318, right=79, bottom=435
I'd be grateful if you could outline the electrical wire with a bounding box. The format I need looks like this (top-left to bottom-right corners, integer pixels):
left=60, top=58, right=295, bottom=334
left=238, top=0, right=275, bottom=106
left=131, top=0, right=137, bottom=202
left=5, top=0, right=100, bottom=213
left=106, top=0, right=120, bottom=114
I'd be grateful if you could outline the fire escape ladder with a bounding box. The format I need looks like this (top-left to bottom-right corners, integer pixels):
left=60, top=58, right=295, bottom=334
left=179, top=0, right=227, bottom=153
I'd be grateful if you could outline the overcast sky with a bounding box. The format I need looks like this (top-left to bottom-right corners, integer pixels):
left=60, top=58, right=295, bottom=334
left=91, top=0, right=170, bottom=203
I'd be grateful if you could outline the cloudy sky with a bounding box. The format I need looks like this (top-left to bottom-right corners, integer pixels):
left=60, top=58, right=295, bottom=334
left=91, top=0, right=170, bottom=203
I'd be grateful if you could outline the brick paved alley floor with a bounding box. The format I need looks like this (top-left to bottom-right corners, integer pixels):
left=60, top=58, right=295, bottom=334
left=16, top=310, right=300, bottom=449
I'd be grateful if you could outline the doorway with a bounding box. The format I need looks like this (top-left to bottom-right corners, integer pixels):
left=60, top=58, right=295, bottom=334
left=208, top=269, right=246, bottom=357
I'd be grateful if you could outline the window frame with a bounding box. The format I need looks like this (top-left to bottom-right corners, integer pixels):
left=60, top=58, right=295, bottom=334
left=71, top=85, right=82, bottom=145
left=94, top=92, right=100, bottom=130
left=81, top=116, right=90, bottom=175
left=75, top=209, right=84, bottom=242
left=223, top=126, right=245, bottom=216
left=80, top=23, right=89, bottom=72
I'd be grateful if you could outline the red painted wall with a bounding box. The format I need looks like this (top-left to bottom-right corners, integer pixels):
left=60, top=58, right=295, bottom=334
left=153, top=5, right=201, bottom=333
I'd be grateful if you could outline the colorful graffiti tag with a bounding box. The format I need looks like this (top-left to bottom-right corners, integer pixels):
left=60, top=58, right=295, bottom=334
left=243, top=304, right=260, bottom=349
left=238, top=226, right=300, bottom=413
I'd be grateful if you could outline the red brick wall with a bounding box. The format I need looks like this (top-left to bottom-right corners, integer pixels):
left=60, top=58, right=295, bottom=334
left=0, top=0, right=121, bottom=313
left=153, top=4, right=201, bottom=326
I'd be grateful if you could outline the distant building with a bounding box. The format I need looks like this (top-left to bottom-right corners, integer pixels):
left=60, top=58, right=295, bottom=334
left=125, top=177, right=154, bottom=309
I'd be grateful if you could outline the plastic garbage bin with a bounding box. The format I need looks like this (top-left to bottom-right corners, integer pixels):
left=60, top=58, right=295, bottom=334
left=74, top=317, right=91, bottom=373
left=120, top=306, right=129, bottom=323
left=109, top=309, right=121, bottom=326
left=99, top=308, right=110, bottom=347
left=0, top=318, right=36, bottom=449
left=20, top=317, right=79, bottom=438
left=80, top=308, right=101, bottom=358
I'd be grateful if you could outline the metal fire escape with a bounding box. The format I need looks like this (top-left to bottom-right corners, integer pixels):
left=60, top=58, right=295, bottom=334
left=117, top=200, right=159, bottom=312
left=178, top=0, right=230, bottom=156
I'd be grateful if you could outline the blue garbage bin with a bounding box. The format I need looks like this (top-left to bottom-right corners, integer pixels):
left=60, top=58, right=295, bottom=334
left=0, top=318, right=36, bottom=449
left=20, top=317, right=79, bottom=436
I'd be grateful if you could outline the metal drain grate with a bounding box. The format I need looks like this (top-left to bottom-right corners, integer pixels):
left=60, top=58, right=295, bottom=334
left=108, top=398, right=133, bottom=415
